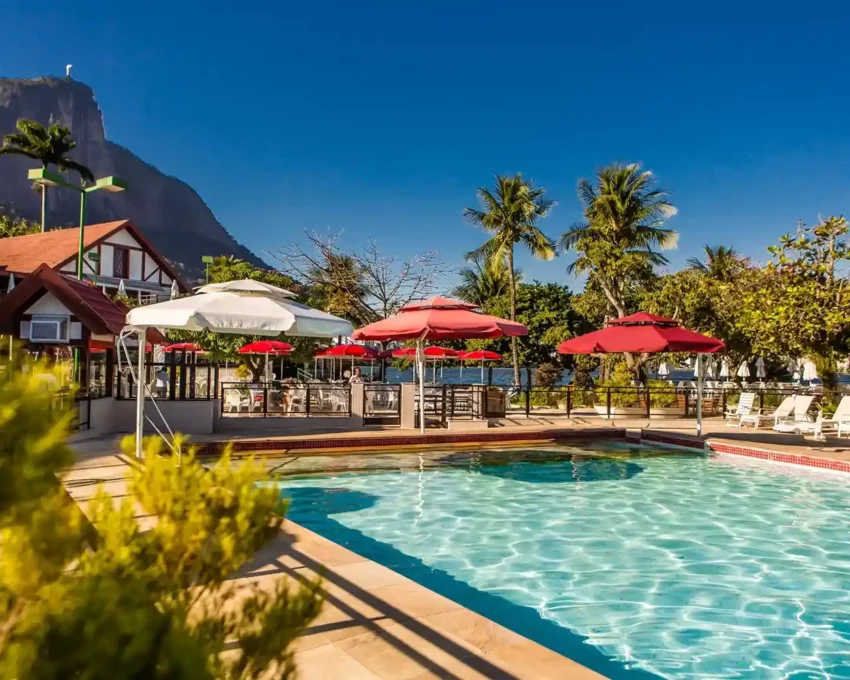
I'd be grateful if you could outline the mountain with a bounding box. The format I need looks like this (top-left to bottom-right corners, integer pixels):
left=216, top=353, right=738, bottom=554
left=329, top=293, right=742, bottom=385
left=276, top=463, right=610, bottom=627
left=0, top=77, right=267, bottom=277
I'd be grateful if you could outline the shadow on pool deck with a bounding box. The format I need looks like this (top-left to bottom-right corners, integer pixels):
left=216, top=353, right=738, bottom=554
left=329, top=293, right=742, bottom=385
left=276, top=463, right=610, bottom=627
left=266, top=486, right=661, bottom=680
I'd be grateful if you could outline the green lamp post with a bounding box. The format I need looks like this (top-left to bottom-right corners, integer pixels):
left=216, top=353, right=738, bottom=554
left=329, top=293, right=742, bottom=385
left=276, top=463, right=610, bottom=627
left=201, top=255, right=214, bottom=284
left=28, top=169, right=128, bottom=281
left=87, top=251, right=100, bottom=285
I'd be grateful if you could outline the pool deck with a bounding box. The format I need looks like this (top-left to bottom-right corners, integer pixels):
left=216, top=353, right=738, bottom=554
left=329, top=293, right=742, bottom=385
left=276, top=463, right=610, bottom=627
left=64, top=443, right=604, bottom=680
left=65, top=418, right=850, bottom=679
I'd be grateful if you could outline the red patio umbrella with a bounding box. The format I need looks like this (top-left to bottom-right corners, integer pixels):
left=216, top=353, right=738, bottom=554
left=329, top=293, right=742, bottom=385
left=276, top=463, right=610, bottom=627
left=353, top=297, right=527, bottom=432
left=459, top=349, right=502, bottom=383
left=239, top=340, right=293, bottom=382
left=393, top=346, right=461, bottom=382
left=557, top=312, right=724, bottom=435
left=313, top=343, right=379, bottom=379
left=162, top=342, right=204, bottom=352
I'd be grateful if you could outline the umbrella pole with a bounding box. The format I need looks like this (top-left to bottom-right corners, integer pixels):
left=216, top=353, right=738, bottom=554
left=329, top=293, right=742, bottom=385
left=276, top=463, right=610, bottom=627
left=418, top=338, right=426, bottom=434
left=135, top=328, right=146, bottom=460
left=481, top=359, right=484, bottom=384
left=696, top=354, right=704, bottom=437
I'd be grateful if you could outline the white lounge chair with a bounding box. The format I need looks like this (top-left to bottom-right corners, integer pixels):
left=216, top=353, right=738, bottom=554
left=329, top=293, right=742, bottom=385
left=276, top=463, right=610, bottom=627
left=773, top=395, right=816, bottom=433
left=740, top=395, right=795, bottom=429
left=224, top=388, right=250, bottom=413
left=726, top=392, right=759, bottom=428
left=802, top=396, right=850, bottom=440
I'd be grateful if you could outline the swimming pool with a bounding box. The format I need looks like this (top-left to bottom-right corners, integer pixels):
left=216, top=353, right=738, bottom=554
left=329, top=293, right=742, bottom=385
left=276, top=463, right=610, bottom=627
left=278, top=442, right=850, bottom=679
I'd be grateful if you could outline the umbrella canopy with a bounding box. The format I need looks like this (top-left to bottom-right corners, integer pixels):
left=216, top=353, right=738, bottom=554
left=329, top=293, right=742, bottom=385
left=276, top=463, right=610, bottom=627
left=352, top=296, right=526, bottom=341
left=755, top=357, right=767, bottom=379
left=657, top=361, right=673, bottom=377
left=718, top=359, right=731, bottom=379
left=802, top=359, right=818, bottom=382
left=127, top=279, right=353, bottom=338
left=736, top=361, right=751, bottom=379
left=353, top=297, right=526, bottom=432
left=163, top=342, right=204, bottom=352
left=170, top=280, right=180, bottom=300
left=239, top=340, right=293, bottom=355
left=459, top=350, right=502, bottom=361
left=317, top=343, right=379, bottom=358
left=557, top=312, right=725, bottom=355
left=6, top=273, right=15, bottom=293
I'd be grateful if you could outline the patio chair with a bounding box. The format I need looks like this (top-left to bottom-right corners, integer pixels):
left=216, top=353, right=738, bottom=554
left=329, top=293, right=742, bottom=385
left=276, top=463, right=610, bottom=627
left=224, top=388, right=250, bottom=413
left=725, top=392, right=759, bottom=428
left=285, top=386, right=307, bottom=413
left=802, top=395, right=850, bottom=440
left=772, top=395, right=816, bottom=433
left=740, top=395, right=795, bottom=429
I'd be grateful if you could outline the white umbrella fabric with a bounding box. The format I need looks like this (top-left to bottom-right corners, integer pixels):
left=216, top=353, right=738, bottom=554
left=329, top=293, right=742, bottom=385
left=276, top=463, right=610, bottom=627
left=787, top=358, right=799, bottom=374
left=124, top=280, right=354, bottom=458
left=802, top=360, right=818, bottom=382
left=170, top=280, right=180, bottom=299
left=736, top=361, right=751, bottom=379
left=6, top=273, right=15, bottom=293
left=755, top=357, right=767, bottom=379
left=719, top=359, right=730, bottom=379
left=117, top=279, right=127, bottom=297
left=658, top=361, right=673, bottom=378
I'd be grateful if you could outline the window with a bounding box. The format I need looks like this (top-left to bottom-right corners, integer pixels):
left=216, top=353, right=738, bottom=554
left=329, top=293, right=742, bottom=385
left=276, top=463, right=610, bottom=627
left=29, top=315, right=70, bottom=343
left=113, top=247, right=129, bottom=278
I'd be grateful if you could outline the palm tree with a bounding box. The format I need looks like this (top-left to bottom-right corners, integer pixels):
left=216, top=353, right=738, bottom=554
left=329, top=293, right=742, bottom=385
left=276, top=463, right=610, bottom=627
left=451, top=249, right=520, bottom=308
left=560, top=163, right=677, bottom=317
left=0, top=119, right=95, bottom=231
left=464, top=174, right=556, bottom=386
left=686, top=245, right=743, bottom=281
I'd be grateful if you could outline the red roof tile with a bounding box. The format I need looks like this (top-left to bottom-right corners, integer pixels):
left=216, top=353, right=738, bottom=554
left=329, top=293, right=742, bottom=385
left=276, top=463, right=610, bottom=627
left=0, top=221, right=129, bottom=274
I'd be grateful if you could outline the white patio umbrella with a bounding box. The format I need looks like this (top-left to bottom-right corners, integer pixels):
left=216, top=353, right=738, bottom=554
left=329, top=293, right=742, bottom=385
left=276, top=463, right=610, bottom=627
left=755, top=357, right=767, bottom=379
left=6, top=273, right=15, bottom=293
left=170, top=280, right=180, bottom=299
left=736, top=361, right=751, bottom=379
left=718, top=359, right=731, bottom=379
left=657, top=361, right=673, bottom=378
left=117, top=279, right=127, bottom=297
left=124, top=279, right=354, bottom=459
left=802, top=359, right=818, bottom=382
left=787, top=358, right=799, bottom=374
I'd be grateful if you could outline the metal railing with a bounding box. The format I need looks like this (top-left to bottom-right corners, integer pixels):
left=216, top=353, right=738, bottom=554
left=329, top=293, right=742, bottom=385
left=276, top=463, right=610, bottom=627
left=364, top=384, right=401, bottom=425
left=221, top=382, right=351, bottom=417
left=116, top=363, right=217, bottom=401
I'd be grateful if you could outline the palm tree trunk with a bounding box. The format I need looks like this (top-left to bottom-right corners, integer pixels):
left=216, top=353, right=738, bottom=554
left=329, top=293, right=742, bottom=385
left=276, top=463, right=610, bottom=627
left=507, top=249, right=521, bottom=387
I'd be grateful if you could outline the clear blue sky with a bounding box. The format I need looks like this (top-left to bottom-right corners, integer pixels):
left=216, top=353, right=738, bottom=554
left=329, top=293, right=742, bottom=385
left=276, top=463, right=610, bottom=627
left=3, top=0, right=850, bottom=289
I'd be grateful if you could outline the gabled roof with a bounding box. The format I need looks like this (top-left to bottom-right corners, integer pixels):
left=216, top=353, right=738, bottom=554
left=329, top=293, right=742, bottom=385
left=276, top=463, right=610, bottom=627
left=0, top=263, right=163, bottom=343
left=0, top=220, right=189, bottom=291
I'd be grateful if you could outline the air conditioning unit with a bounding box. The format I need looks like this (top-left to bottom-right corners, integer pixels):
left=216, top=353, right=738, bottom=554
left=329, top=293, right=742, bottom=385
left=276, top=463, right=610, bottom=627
left=29, top=315, right=70, bottom=343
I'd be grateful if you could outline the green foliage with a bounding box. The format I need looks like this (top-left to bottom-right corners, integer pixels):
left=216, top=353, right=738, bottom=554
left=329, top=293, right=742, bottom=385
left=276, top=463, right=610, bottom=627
left=533, top=362, right=562, bottom=389
left=737, top=217, right=850, bottom=393
left=451, top=249, right=518, bottom=307
left=595, top=361, right=638, bottom=408
left=560, top=163, right=677, bottom=319
left=470, top=282, right=583, bottom=369
left=0, top=214, right=39, bottom=239
left=464, top=174, right=556, bottom=384
left=686, top=245, right=747, bottom=281
left=0, top=118, right=94, bottom=183
left=0, top=355, right=322, bottom=678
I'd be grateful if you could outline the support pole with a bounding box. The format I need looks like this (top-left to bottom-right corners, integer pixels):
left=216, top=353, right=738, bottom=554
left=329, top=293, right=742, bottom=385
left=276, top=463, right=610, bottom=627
left=418, top=337, right=426, bottom=434
left=135, top=329, right=146, bottom=460
left=696, top=354, right=704, bottom=437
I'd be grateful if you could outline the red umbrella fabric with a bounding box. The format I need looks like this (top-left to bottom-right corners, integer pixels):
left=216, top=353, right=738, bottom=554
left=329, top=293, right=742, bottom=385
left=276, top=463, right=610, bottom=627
left=238, top=340, right=293, bottom=355
left=393, top=346, right=461, bottom=358
left=315, top=344, right=378, bottom=358
left=163, top=342, right=204, bottom=352
left=557, top=313, right=724, bottom=355
left=459, top=350, right=502, bottom=361
left=352, top=297, right=526, bottom=341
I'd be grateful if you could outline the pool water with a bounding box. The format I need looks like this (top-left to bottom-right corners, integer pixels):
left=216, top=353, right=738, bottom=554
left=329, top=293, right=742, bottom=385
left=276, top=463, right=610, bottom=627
left=278, top=443, right=850, bottom=679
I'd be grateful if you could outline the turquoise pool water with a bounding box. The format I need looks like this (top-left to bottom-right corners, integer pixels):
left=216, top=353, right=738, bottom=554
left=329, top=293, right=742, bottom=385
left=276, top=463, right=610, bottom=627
left=278, top=443, right=850, bottom=679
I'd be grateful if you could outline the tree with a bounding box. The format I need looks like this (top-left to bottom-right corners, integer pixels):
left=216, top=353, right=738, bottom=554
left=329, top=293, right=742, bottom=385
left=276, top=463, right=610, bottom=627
left=0, top=119, right=95, bottom=232
left=560, top=163, right=677, bottom=318
left=0, top=353, right=322, bottom=678
left=169, top=257, right=310, bottom=381
left=274, top=232, right=447, bottom=325
left=737, top=217, right=850, bottom=395
left=470, top=282, right=583, bottom=370
left=686, top=245, right=746, bottom=281
left=451, top=249, right=519, bottom=307
left=464, top=175, right=556, bottom=386
left=0, top=214, right=39, bottom=239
